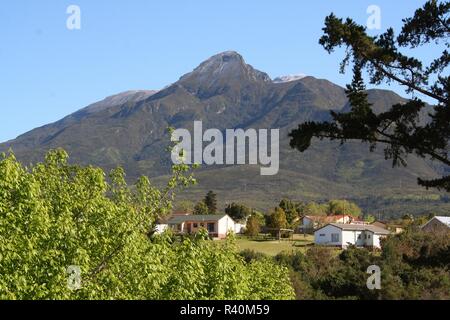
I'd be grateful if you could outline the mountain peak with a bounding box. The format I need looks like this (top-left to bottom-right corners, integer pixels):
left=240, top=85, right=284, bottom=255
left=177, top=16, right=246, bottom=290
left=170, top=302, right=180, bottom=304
left=192, top=51, right=246, bottom=74
left=177, top=51, right=271, bottom=96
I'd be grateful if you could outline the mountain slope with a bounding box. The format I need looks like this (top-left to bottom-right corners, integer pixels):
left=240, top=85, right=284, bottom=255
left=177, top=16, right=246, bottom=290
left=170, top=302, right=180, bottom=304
left=1, top=51, right=447, bottom=217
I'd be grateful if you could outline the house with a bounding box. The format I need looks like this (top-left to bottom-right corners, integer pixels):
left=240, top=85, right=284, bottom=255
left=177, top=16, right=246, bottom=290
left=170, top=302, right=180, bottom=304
left=302, top=215, right=357, bottom=231
left=421, top=216, right=450, bottom=233
left=164, top=214, right=238, bottom=239
left=314, top=223, right=391, bottom=249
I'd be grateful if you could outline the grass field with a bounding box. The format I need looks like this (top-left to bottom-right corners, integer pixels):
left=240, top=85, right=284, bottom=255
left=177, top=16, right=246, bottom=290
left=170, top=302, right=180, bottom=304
left=234, top=234, right=315, bottom=256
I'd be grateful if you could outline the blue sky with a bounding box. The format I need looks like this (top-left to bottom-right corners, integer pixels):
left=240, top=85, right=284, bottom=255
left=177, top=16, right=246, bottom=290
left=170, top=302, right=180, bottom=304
left=0, top=0, right=436, bottom=142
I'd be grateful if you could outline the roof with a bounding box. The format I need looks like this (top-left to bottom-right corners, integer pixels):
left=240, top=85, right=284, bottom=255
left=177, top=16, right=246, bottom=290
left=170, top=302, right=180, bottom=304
left=435, top=216, right=450, bottom=227
left=423, top=216, right=450, bottom=229
left=167, top=214, right=229, bottom=224
left=316, top=223, right=391, bottom=235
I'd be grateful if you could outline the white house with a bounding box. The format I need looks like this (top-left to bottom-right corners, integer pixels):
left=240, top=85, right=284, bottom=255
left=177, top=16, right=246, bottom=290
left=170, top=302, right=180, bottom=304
left=162, top=214, right=238, bottom=239
left=314, top=223, right=391, bottom=249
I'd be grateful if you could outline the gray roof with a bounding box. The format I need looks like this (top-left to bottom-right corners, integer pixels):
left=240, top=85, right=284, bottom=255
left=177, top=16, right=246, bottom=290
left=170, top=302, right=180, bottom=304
left=167, top=214, right=228, bottom=224
left=435, top=216, right=450, bottom=227
left=323, top=223, right=391, bottom=235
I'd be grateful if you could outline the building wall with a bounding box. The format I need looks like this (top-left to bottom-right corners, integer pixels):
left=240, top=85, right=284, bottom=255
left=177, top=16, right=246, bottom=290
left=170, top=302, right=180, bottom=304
left=234, top=223, right=245, bottom=234
left=314, top=225, right=342, bottom=246
left=218, top=215, right=236, bottom=238
left=341, top=230, right=356, bottom=247
left=372, top=234, right=383, bottom=248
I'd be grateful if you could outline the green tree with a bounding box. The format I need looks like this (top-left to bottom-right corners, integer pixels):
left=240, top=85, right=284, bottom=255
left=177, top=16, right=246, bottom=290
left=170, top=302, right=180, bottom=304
left=266, top=207, right=288, bottom=229
left=193, top=201, right=209, bottom=215
left=0, top=149, right=295, bottom=300
left=300, top=201, right=328, bottom=216
left=327, top=199, right=362, bottom=217
left=225, top=203, right=251, bottom=222
left=364, top=214, right=376, bottom=223
left=175, top=200, right=194, bottom=213
left=279, top=199, right=301, bottom=226
left=204, top=190, right=217, bottom=214
left=245, top=215, right=261, bottom=237
left=289, top=0, right=450, bottom=191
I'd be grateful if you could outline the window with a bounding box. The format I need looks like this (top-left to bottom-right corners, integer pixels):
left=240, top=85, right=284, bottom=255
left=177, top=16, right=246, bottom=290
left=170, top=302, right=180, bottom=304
left=200, top=223, right=205, bottom=227
left=193, top=223, right=198, bottom=228
left=368, top=234, right=371, bottom=239
left=207, top=223, right=215, bottom=233
left=331, top=233, right=339, bottom=242
left=358, top=234, right=361, bottom=239
left=319, top=234, right=325, bottom=237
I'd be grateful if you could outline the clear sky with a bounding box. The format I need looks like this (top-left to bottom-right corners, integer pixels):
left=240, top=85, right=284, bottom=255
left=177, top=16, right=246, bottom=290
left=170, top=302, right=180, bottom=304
left=0, top=0, right=436, bottom=142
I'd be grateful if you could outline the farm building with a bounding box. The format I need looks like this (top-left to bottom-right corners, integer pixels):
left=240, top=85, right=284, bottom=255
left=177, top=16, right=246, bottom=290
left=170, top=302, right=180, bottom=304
left=314, top=223, right=391, bottom=249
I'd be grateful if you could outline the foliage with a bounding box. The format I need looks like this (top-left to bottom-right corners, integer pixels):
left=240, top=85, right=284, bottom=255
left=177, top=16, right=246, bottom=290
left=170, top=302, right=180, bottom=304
left=204, top=190, right=218, bottom=214
left=327, top=199, right=362, bottom=217
left=193, top=201, right=209, bottom=215
left=239, top=249, right=267, bottom=263
left=274, top=229, right=450, bottom=300
left=364, top=214, right=376, bottom=223
left=289, top=0, right=450, bottom=191
left=245, top=215, right=261, bottom=237
left=266, top=207, right=288, bottom=229
left=279, top=199, right=302, bottom=226
left=225, top=202, right=251, bottom=222
left=0, top=149, right=294, bottom=300
left=299, top=201, right=328, bottom=216
left=175, top=200, right=194, bottom=213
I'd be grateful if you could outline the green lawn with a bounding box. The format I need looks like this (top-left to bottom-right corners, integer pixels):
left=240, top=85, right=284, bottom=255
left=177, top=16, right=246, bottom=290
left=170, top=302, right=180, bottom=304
left=234, top=234, right=315, bottom=256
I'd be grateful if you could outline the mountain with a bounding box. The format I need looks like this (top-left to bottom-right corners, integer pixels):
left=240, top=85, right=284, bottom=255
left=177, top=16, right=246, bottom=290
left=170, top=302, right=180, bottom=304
left=1, top=51, right=448, bottom=217
left=273, top=74, right=307, bottom=83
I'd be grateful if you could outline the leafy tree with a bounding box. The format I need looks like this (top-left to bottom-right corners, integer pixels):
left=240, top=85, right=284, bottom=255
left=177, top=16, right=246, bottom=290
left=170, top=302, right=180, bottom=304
left=225, top=203, right=251, bottom=222
left=245, top=215, right=261, bottom=237
left=300, top=201, right=328, bottom=216
left=279, top=199, right=301, bottom=226
left=266, top=207, right=288, bottom=229
left=289, top=0, right=450, bottom=191
left=364, top=214, right=376, bottom=223
left=251, top=210, right=266, bottom=226
left=193, top=201, right=209, bottom=215
left=327, top=199, right=362, bottom=217
left=0, top=149, right=295, bottom=300
left=175, top=200, right=194, bottom=213
left=204, top=190, right=218, bottom=214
